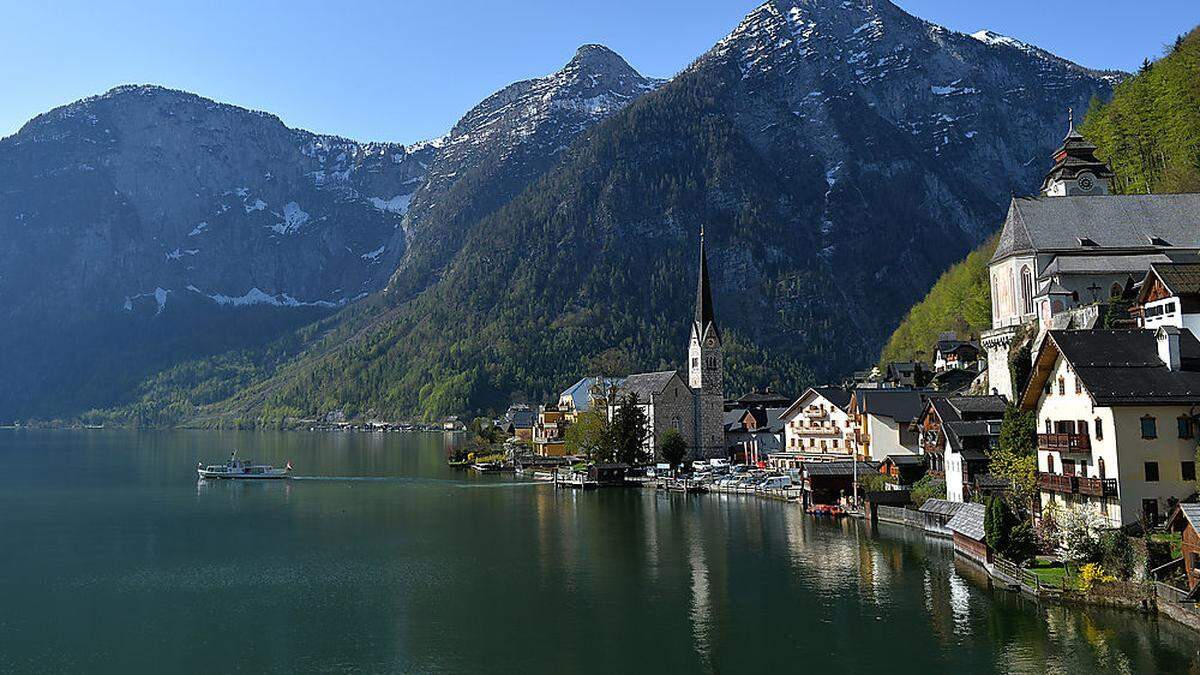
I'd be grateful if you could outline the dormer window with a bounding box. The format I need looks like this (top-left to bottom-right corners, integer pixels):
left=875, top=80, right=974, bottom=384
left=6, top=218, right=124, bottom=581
left=1078, top=237, right=1098, bottom=247
left=1148, top=236, right=1171, bottom=246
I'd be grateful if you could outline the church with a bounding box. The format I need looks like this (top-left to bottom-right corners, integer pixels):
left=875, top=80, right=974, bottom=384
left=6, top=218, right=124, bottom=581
left=608, top=229, right=726, bottom=460
left=982, top=115, right=1200, bottom=400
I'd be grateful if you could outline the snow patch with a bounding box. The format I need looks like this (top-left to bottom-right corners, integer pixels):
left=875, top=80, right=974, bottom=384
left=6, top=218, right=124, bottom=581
left=188, top=221, right=208, bottom=237
left=244, top=198, right=267, bottom=214
left=269, top=202, right=310, bottom=235
left=202, top=286, right=340, bottom=308
left=361, top=245, right=386, bottom=262
left=368, top=194, right=413, bottom=215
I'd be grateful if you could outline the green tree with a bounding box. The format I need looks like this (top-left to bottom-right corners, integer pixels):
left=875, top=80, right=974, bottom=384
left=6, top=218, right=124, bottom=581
left=998, top=406, right=1037, bottom=457
left=909, top=474, right=946, bottom=507
left=989, top=407, right=1039, bottom=514
left=611, top=393, right=649, bottom=466
left=657, top=427, right=688, bottom=473
left=985, top=496, right=1012, bottom=553
left=563, top=409, right=608, bottom=459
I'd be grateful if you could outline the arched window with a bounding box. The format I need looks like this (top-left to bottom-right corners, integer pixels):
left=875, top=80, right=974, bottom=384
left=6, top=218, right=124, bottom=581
left=1047, top=455, right=1056, bottom=474
left=1098, top=458, right=1106, bottom=479
left=1020, top=266, right=1034, bottom=315
left=1110, top=283, right=1123, bottom=299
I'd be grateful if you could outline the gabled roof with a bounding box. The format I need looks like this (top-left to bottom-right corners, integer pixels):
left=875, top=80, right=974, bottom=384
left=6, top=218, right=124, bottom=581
left=617, top=371, right=682, bottom=401
left=1140, top=262, right=1200, bottom=303
left=992, top=194, right=1200, bottom=263
left=883, top=454, right=925, bottom=466
left=919, top=499, right=965, bottom=517
left=804, top=460, right=878, bottom=477
left=945, top=502, right=987, bottom=541
left=855, top=389, right=930, bottom=424
left=1021, top=329, right=1200, bottom=407
left=1041, top=253, right=1172, bottom=277
left=1169, top=503, right=1200, bottom=532
left=947, top=395, right=1007, bottom=417
left=779, top=386, right=852, bottom=421
left=559, top=376, right=624, bottom=412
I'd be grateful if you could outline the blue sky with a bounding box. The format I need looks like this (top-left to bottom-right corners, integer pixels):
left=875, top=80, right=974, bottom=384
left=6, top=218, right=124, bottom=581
left=2, top=1, right=1197, bottom=144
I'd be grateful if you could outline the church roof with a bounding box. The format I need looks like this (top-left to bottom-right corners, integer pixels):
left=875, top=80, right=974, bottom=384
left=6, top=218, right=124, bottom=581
left=1040, top=253, right=1173, bottom=277
left=695, top=231, right=720, bottom=342
left=992, top=193, right=1200, bottom=263
left=1040, top=119, right=1114, bottom=192
left=616, top=371, right=681, bottom=401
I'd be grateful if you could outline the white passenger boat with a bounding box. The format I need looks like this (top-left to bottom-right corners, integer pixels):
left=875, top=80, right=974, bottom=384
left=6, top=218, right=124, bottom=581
left=197, top=451, right=292, bottom=480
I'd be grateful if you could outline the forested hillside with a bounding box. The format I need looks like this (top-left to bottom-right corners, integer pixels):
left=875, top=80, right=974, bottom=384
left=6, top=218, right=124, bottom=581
left=878, top=237, right=995, bottom=365
left=879, top=26, right=1199, bottom=367
left=1081, top=27, right=1200, bottom=194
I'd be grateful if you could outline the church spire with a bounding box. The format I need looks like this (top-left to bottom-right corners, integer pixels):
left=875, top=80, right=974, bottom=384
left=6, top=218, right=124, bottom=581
left=1040, top=107, right=1113, bottom=196
left=695, top=225, right=719, bottom=342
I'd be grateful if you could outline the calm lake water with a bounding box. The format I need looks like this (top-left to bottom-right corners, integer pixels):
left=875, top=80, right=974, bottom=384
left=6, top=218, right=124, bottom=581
left=1, top=430, right=1198, bottom=673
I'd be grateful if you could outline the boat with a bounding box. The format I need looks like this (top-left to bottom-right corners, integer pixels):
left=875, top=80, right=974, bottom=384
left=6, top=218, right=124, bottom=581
left=197, top=451, right=292, bottom=480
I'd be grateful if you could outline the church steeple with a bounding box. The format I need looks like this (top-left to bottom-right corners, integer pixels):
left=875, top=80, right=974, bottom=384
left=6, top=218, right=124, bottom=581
left=694, top=225, right=720, bottom=344
left=1041, top=108, right=1113, bottom=196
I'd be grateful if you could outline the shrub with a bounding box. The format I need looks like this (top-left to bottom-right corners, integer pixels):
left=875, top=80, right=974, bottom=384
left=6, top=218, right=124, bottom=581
left=1078, top=562, right=1116, bottom=592
left=909, top=474, right=945, bottom=506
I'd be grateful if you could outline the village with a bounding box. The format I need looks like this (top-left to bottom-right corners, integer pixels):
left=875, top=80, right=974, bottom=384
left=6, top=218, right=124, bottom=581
left=458, top=118, right=1200, bottom=632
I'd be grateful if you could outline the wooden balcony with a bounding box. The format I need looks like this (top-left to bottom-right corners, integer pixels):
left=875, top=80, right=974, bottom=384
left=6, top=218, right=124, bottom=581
left=1077, top=476, right=1118, bottom=498
left=1038, top=472, right=1076, bottom=494
left=798, top=426, right=842, bottom=437
left=1038, top=433, right=1091, bottom=454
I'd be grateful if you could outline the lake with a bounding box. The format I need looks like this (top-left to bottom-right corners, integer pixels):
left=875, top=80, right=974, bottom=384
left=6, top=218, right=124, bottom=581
left=1, top=430, right=1197, bottom=673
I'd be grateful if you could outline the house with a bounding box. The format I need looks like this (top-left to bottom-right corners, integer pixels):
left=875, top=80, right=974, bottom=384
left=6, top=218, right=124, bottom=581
left=726, top=388, right=792, bottom=411
left=504, top=404, right=535, bottom=442
left=1020, top=327, right=1200, bottom=527
left=588, top=463, right=629, bottom=486
left=1134, top=262, right=1200, bottom=335
left=773, top=387, right=854, bottom=469
left=934, top=334, right=981, bottom=372
left=803, top=460, right=878, bottom=506
left=532, top=404, right=569, bottom=457
left=607, top=228, right=726, bottom=461
left=981, top=119, right=1200, bottom=400
left=1166, top=504, right=1200, bottom=594
left=918, top=499, right=966, bottom=538
left=884, top=362, right=933, bottom=388
left=917, top=395, right=1007, bottom=502
left=729, top=407, right=787, bottom=466
left=558, top=376, right=623, bottom=420
left=880, top=454, right=927, bottom=487
left=847, top=389, right=929, bottom=461
left=946, top=502, right=989, bottom=564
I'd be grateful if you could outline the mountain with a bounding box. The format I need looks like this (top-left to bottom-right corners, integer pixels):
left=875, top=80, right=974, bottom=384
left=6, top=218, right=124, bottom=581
left=192, top=0, right=1120, bottom=424
left=0, top=46, right=660, bottom=421
left=380, top=44, right=664, bottom=295
left=878, top=24, right=1199, bottom=367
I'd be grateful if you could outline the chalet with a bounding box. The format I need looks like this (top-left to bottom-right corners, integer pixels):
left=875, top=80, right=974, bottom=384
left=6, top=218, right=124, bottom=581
left=982, top=118, right=1200, bottom=400
left=773, top=387, right=854, bottom=469
left=934, top=335, right=981, bottom=372
left=1135, top=262, right=1200, bottom=335
left=504, top=404, right=535, bottom=442
left=1167, top=504, right=1200, bottom=595
left=946, top=502, right=990, bottom=565
left=848, top=389, right=929, bottom=461
left=532, top=404, right=568, bottom=457
left=1020, top=328, right=1200, bottom=527
left=917, top=395, right=1007, bottom=502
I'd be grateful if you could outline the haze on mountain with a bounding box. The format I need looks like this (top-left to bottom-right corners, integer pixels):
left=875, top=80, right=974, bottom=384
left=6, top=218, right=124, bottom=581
left=0, top=0, right=1121, bottom=425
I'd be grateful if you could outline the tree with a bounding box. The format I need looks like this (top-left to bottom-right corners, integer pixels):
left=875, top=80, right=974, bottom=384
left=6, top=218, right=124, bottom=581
left=564, top=409, right=609, bottom=459
left=990, top=406, right=1038, bottom=513
left=910, top=474, right=946, bottom=507
left=985, top=496, right=1012, bottom=554
left=658, top=427, right=688, bottom=473
left=611, top=393, right=649, bottom=466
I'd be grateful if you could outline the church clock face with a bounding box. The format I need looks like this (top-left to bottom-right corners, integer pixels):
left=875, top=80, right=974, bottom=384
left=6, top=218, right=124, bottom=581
left=706, top=336, right=716, bottom=347
left=1078, top=174, right=1094, bottom=191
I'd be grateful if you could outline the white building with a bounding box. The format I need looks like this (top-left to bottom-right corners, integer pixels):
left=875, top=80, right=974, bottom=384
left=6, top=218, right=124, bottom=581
left=772, top=387, right=854, bottom=469
left=1136, top=262, right=1200, bottom=336
left=917, top=396, right=1006, bottom=502
left=982, top=120, right=1200, bottom=400
left=847, top=389, right=927, bottom=462
left=1020, top=327, right=1200, bottom=527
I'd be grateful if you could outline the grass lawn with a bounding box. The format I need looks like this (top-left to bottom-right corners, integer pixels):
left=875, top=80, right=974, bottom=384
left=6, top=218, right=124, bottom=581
left=1027, top=559, right=1077, bottom=589
left=1150, top=532, right=1183, bottom=559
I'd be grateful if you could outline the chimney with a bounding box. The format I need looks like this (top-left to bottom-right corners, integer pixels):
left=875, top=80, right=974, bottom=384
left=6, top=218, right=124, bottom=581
left=1157, top=326, right=1181, bottom=371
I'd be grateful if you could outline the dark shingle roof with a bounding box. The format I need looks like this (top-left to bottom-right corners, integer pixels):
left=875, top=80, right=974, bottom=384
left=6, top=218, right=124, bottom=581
left=919, top=499, right=965, bottom=517
left=884, top=454, right=925, bottom=466
left=946, top=502, right=987, bottom=541
left=1042, top=254, right=1172, bottom=276
left=1153, top=262, right=1200, bottom=297
left=812, top=387, right=852, bottom=410
left=857, top=389, right=929, bottom=423
left=805, top=461, right=878, bottom=477
left=993, top=194, right=1200, bottom=263
left=948, top=395, right=1008, bottom=416
left=617, top=371, right=680, bottom=400
left=1047, top=329, right=1200, bottom=405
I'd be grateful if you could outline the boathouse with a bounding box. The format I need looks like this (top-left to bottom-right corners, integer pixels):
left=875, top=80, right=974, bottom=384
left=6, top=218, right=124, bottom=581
left=1167, top=503, right=1200, bottom=592
left=946, top=502, right=989, bottom=564
left=918, top=498, right=965, bottom=538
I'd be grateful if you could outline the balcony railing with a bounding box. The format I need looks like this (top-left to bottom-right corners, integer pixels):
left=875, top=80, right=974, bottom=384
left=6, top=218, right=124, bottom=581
left=1038, top=433, right=1091, bottom=453
left=1077, top=476, right=1118, bottom=498
left=796, top=426, right=842, bottom=437
left=1039, top=472, right=1077, bottom=494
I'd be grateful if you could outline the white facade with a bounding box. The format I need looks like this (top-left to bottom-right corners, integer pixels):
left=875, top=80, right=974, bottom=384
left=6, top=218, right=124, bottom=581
left=861, top=413, right=919, bottom=461
left=688, top=321, right=725, bottom=459
left=944, top=438, right=966, bottom=502
left=776, top=390, right=853, bottom=467
left=1141, top=296, right=1200, bottom=336
left=1033, top=355, right=1198, bottom=528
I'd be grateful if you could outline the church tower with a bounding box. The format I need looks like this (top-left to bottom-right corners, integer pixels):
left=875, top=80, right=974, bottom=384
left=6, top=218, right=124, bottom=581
left=688, top=226, right=725, bottom=458
left=1041, top=109, right=1114, bottom=197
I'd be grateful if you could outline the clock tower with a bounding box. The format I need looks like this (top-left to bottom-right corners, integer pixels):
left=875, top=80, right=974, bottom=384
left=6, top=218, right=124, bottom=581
left=1041, top=108, right=1113, bottom=197
left=688, top=225, right=725, bottom=458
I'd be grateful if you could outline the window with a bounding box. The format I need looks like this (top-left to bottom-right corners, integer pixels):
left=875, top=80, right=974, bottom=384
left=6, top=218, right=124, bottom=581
left=1021, top=266, right=1033, bottom=315
left=1077, top=420, right=1088, bottom=436
left=833, top=439, right=839, bottom=449
left=1145, top=461, right=1160, bottom=482
left=1063, top=460, right=1076, bottom=476
left=1075, top=378, right=1082, bottom=395
left=1047, top=455, right=1056, bottom=474
left=1044, top=381, right=1052, bottom=395
left=1045, top=419, right=1052, bottom=434
left=1095, top=418, right=1103, bottom=441
left=1179, top=416, right=1194, bottom=439
left=1184, top=462, right=1197, bottom=482
left=1058, top=377, right=1065, bottom=396
left=1141, top=416, right=1157, bottom=439
left=1110, top=283, right=1123, bottom=298
left=1098, top=458, right=1106, bottom=479
left=691, top=358, right=698, bottom=368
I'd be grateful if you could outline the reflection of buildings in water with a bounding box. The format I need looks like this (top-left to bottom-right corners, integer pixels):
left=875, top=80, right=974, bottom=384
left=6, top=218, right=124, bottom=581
left=686, top=523, right=713, bottom=670
left=948, top=567, right=972, bottom=634
left=776, top=512, right=875, bottom=594
left=641, top=492, right=660, bottom=585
